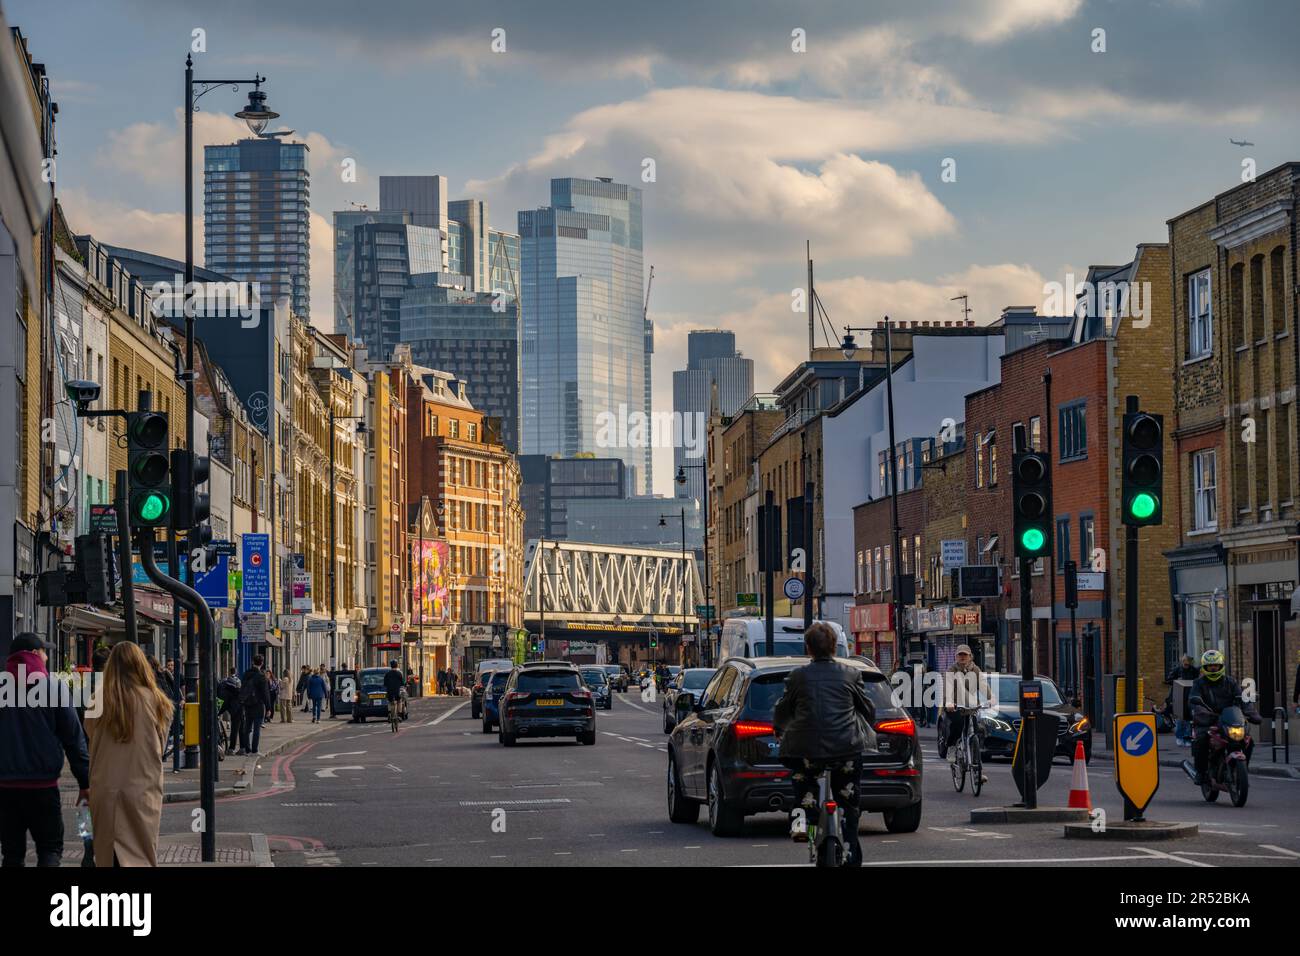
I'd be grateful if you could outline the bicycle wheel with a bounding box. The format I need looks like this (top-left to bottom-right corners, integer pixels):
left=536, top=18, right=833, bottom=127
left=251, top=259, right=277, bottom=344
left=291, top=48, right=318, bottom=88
left=951, top=743, right=967, bottom=792
left=969, top=734, right=983, bottom=797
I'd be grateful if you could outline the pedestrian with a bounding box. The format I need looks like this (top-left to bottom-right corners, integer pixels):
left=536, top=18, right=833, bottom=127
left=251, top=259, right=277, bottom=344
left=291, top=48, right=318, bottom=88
left=218, top=668, right=243, bottom=755
left=238, top=655, right=272, bottom=754
left=267, top=671, right=280, bottom=720
left=148, top=655, right=174, bottom=700
left=296, top=665, right=311, bottom=712
left=1166, top=654, right=1199, bottom=747
left=84, top=641, right=173, bottom=867
left=279, top=671, right=294, bottom=723
left=0, top=633, right=90, bottom=867
left=436, top=668, right=445, bottom=695
left=307, top=668, right=328, bottom=723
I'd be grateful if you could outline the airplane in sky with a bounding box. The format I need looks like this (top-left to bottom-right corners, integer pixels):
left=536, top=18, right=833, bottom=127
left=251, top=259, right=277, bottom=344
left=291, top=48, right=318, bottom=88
left=1229, top=138, right=1255, bottom=147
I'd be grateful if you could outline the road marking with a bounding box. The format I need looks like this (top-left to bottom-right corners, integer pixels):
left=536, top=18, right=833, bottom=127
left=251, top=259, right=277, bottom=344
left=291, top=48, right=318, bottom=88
left=386, top=763, right=403, bottom=773
left=527, top=837, right=544, bottom=841
left=684, top=845, right=700, bottom=849
left=459, top=798, right=572, bottom=807
left=620, top=849, right=638, bottom=853
left=1259, top=844, right=1300, bottom=858
left=279, top=802, right=335, bottom=807
left=426, top=700, right=470, bottom=725
left=621, top=698, right=651, bottom=714
left=637, top=743, right=656, bottom=749
left=1200, top=830, right=1244, bottom=836
left=1133, top=846, right=1214, bottom=868
left=739, top=852, right=1180, bottom=867
left=425, top=858, right=443, bottom=862
left=314, top=765, right=366, bottom=779
left=554, top=852, right=572, bottom=856
left=491, top=855, right=507, bottom=859
left=316, top=751, right=366, bottom=759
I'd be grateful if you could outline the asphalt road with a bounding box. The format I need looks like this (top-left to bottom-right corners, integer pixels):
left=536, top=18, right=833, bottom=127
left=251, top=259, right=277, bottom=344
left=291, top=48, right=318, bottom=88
left=166, top=692, right=1300, bottom=867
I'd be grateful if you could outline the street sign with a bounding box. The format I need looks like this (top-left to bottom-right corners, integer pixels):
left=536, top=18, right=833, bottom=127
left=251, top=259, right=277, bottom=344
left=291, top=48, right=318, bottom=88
left=90, top=504, right=117, bottom=534
left=783, top=577, right=805, bottom=601
left=1113, top=712, right=1159, bottom=812
left=213, top=540, right=237, bottom=556
left=241, top=533, right=271, bottom=613
left=953, top=565, right=1000, bottom=599
left=1077, top=571, right=1105, bottom=591
left=278, top=614, right=304, bottom=632
left=737, top=592, right=758, bottom=607
left=194, top=552, right=229, bottom=609
left=292, top=552, right=312, bottom=612
left=696, top=604, right=715, bottom=618
left=941, top=539, right=967, bottom=570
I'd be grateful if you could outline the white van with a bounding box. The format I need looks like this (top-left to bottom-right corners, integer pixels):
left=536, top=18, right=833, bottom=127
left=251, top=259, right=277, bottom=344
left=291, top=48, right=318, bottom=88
left=475, top=658, right=515, bottom=678
left=718, top=617, right=848, bottom=664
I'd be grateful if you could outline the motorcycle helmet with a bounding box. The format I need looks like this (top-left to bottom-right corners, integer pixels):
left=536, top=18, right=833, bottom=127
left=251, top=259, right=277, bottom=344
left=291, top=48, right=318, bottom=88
left=1200, top=648, right=1225, bottom=682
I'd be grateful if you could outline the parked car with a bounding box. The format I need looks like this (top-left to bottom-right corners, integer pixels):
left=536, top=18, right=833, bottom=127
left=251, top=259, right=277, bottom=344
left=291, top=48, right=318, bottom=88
left=601, top=664, right=629, bottom=692
left=499, top=663, right=596, bottom=746
left=352, top=668, right=408, bottom=722
left=481, top=669, right=512, bottom=733
left=718, top=617, right=848, bottom=664
left=579, top=667, right=614, bottom=710
left=663, top=667, right=716, bottom=733
left=471, top=664, right=512, bottom=719
left=936, top=673, right=1091, bottom=764
left=666, top=656, right=923, bottom=836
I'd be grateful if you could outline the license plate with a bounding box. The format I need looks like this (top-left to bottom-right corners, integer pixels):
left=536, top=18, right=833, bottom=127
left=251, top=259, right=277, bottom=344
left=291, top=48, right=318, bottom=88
left=537, top=698, right=563, bottom=707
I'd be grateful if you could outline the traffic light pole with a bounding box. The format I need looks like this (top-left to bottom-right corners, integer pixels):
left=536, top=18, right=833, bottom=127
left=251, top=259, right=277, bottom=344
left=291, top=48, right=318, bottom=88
left=137, top=526, right=217, bottom=862
left=1123, top=522, right=1140, bottom=822
left=113, top=471, right=137, bottom=642
left=1020, top=554, right=1038, bottom=810
left=764, top=489, right=775, bottom=658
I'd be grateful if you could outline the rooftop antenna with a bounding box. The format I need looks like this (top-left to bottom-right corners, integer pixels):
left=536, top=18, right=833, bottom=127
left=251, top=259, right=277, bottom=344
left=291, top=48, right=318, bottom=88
left=950, top=293, right=972, bottom=323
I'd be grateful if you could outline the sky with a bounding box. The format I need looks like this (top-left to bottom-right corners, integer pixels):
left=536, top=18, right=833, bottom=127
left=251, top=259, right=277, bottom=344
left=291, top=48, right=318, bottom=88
left=10, top=0, right=1299, bottom=494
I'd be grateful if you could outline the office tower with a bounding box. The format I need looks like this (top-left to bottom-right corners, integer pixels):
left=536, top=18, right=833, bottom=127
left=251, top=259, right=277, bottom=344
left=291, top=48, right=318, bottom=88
left=204, top=137, right=310, bottom=318
left=332, top=208, right=409, bottom=336
left=380, top=175, right=447, bottom=229
left=352, top=222, right=455, bottom=362
left=518, top=455, right=627, bottom=542
left=672, top=329, right=753, bottom=501
left=518, top=177, right=649, bottom=492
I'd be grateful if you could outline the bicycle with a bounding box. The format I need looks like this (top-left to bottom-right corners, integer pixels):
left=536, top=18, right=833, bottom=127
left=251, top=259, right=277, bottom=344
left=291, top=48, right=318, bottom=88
left=802, top=763, right=849, bottom=867
left=948, top=708, right=984, bottom=796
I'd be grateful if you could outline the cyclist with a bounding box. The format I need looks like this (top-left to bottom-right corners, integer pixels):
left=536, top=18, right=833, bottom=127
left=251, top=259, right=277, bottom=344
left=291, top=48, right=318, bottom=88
left=383, top=660, right=405, bottom=723
left=942, top=644, right=989, bottom=785
left=773, top=622, right=875, bottom=866
left=1189, top=649, right=1260, bottom=785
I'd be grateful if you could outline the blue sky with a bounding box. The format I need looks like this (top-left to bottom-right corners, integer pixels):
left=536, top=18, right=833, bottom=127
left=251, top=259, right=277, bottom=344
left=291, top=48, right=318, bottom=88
left=11, top=0, right=1299, bottom=492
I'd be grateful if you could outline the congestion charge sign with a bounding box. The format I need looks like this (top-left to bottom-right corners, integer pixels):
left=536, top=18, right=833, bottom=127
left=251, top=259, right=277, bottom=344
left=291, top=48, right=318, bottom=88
left=1113, top=712, right=1159, bottom=811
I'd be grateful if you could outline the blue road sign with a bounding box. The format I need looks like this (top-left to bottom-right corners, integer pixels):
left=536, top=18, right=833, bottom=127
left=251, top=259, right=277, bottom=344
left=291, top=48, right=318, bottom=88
left=195, top=551, right=230, bottom=609
left=241, top=533, right=271, bottom=613
left=1120, top=721, right=1154, bottom=757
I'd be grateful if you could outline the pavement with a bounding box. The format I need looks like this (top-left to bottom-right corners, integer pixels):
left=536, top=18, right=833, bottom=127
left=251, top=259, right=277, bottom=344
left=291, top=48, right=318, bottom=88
left=155, top=692, right=1300, bottom=867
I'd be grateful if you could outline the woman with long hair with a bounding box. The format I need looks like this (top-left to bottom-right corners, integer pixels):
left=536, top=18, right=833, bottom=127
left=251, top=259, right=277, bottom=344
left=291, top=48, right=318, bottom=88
left=84, top=641, right=173, bottom=866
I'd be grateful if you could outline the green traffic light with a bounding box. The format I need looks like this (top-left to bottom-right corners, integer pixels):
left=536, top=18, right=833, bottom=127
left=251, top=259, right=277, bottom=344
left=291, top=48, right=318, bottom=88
left=1020, top=527, right=1045, bottom=552
left=1130, top=492, right=1157, bottom=520
left=137, top=493, right=168, bottom=522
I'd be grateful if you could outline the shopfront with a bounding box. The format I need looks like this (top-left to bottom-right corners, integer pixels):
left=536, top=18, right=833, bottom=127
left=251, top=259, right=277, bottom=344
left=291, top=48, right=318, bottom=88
left=849, top=603, right=894, bottom=672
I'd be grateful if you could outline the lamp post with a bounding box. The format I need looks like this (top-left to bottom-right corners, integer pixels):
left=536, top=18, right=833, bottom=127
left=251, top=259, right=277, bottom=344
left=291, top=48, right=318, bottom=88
left=675, top=463, right=713, bottom=665
left=660, top=508, right=690, bottom=664
left=841, top=321, right=907, bottom=667
left=327, top=411, right=364, bottom=670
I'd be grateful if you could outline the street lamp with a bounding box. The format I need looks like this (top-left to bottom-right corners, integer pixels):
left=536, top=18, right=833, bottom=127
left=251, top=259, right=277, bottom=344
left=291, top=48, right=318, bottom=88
left=328, top=411, right=364, bottom=671
left=660, top=508, right=690, bottom=665
left=840, top=320, right=908, bottom=667
left=676, top=463, right=714, bottom=665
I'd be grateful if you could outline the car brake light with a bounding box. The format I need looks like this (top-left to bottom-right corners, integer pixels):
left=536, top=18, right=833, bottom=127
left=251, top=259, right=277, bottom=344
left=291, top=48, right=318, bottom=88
left=506, top=691, right=530, bottom=702
left=875, top=717, right=915, bottom=737
left=574, top=688, right=591, bottom=699
left=733, top=721, right=775, bottom=739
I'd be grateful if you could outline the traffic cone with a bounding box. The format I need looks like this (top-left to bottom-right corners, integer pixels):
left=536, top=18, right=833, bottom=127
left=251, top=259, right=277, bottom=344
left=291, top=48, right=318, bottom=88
left=1067, top=741, right=1091, bottom=810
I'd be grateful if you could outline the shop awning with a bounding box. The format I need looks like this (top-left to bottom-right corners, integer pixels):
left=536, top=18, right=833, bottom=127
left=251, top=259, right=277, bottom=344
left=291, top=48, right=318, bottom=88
left=60, top=606, right=126, bottom=635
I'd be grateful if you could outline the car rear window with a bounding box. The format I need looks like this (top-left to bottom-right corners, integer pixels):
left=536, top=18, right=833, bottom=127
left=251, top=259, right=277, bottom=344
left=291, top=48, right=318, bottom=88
left=517, top=671, right=581, bottom=692
left=581, top=670, right=607, bottom=684
left=359, top=671, right=386, bottom=689
left=682, top=669, right=714, bottom=690
left=490, top=672, right=510, bottom=689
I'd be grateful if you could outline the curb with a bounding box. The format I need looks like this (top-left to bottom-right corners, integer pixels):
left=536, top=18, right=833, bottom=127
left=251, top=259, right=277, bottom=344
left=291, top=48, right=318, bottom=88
left=1064, top=820, right=1199, bottom=841
left=970, top=806, right=1090, bottom=824
left=250, top=832, right=273, bottom=867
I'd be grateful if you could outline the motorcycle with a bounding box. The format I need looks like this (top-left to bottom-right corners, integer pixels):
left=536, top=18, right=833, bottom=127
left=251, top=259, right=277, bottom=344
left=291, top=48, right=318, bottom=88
left=1180, top=704, right=1254, bottom=807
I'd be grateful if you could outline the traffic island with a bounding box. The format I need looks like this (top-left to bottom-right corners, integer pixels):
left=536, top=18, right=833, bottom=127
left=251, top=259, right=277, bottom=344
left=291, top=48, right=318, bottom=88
left=970, top=806, right=1090, bottom=824
left=1064, top=820, right=1198, bottom=841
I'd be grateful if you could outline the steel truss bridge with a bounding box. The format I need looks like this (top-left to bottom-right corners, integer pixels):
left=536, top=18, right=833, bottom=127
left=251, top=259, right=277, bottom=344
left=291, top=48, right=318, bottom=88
left=523, top=539, right=702, bottom=635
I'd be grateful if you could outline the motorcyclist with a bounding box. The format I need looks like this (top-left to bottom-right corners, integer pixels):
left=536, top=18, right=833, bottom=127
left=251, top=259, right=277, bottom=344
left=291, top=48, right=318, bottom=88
left=773, top=622, right=875, bottom=866
left=1188, top=648, right=1260, bottom=785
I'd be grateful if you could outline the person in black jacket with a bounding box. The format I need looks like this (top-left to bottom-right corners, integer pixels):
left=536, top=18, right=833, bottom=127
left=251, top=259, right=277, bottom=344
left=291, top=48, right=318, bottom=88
left=0, top=633, right=90, bottom=867
left=773, top=622, right=875, bottom=866
left=1188, top=649, right=1260, bottom=784
left=238, top=656, right=272, bottom=755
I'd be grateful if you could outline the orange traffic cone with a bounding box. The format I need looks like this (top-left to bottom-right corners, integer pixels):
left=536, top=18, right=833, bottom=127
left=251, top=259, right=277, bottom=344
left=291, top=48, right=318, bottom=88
left=1067, top=741, right=1091, bottom=810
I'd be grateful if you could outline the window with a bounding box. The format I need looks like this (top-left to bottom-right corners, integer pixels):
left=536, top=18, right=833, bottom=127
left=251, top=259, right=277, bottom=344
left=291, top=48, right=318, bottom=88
left=1070, top=515, right=1091, bottom=570
left=988, top=432, right=998, bottom=486
left=884, top=545, right=892, bottom=589
left=1029, top=416, right=1041, bottom=451
left=913, top=535, right=922, bottom=587
left=856, top=551, right=865, bottom=593
left=1059, top=402, right=1087, bottom=460
left=873, top=547, right=883, bottom=592
left=1012, top=422, right=1026, bottom=454
left=1188, top=269, right=1212, bottom=359
left=975, top=433, right=985, bottom=488
left=1192, top=449, right=1217, bottom=530
left=1056, top=516, right=1071, bottom=571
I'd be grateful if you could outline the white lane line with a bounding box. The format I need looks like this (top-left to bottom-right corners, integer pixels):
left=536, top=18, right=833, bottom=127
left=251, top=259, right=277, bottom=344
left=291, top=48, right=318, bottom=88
left=1259, top=844, right=1300, bottom=858
left=684, top=845, right=700, bottom=849
left=1133, top=846, right=1214, bottom=868
left=738, top=852, right=1173, bottom=867
left=425, top=858, right=443, bottom=862
left=459, top=798, right=572, bottom=806
left=316, top=751, right=367, bottom=759
left=620, top=849, right=639, bottom=853
left=554, top=852, right=572, bottom=856
left=620, top=698, right=652, bottom=714
left=426, top=700, right=470, bottom=726
left=637, top=742, right=656, bottom=749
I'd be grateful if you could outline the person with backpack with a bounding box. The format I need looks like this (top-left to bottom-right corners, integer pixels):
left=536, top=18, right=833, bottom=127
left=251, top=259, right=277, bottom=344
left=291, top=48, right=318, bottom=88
left=217, top=668, right=243, bottom=756
left=238, top=656, right=272, bottom=755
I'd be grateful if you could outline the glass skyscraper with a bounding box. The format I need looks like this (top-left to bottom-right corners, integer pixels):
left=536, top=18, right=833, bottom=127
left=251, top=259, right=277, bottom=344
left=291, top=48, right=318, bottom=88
left=672, top=329, right=753, bottom=501
left=332, top=208, right=409, bottom=334
left=518, top=177, right=648, bottom=493
left=204, top=137, right=310, bottom=317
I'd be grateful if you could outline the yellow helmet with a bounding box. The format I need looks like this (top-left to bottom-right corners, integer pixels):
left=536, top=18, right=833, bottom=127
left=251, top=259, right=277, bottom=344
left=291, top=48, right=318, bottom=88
left=1200, top=648, right=1225, bottom=682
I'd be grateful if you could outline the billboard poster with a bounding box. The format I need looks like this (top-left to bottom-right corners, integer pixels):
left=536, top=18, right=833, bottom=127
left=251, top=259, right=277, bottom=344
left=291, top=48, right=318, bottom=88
left=411, top=539, right=450, bottom=625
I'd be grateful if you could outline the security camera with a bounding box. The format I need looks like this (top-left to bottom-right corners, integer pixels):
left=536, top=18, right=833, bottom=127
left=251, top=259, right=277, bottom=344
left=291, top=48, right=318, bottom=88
left=65, top=380, right=101, bottom=412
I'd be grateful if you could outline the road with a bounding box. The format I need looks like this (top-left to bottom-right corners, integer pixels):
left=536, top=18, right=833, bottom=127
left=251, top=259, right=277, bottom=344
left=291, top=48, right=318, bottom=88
left=165, top=692, right=1300, bottom=867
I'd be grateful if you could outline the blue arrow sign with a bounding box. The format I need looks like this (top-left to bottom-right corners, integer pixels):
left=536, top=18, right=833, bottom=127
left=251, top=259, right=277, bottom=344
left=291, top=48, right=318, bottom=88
left=1120, top=722, right=1154, bottom=757
left=195, top=552, right=230, bottom=609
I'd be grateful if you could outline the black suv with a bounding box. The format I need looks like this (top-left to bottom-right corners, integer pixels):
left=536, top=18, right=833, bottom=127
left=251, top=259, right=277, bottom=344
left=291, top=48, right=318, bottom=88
left=666, top=656, right=923, bottom=836
left=498, top=663, right=597, bottom=746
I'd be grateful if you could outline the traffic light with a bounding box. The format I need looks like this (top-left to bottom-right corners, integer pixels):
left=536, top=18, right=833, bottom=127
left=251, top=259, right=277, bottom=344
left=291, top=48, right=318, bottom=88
left=171, top=449, right=211, bottom=531
left=127, top=411, right=171, bottom=528
left=649, top=631, right=658, bottom=650
left=74, top=533, right=116, bottom=605
left=1122, top=410, right=1163, bottom=526
left=1012, top=451, right=1052, bottom=560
